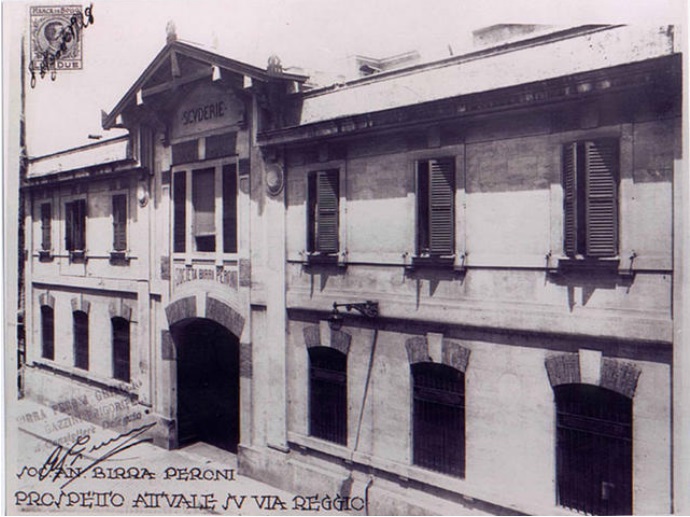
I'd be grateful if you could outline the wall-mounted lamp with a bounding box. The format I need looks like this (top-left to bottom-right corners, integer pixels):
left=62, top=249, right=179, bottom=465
left=328, top=301, right=379, bottom=331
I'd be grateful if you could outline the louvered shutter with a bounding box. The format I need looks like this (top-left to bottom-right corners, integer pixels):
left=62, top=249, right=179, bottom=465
left=41, top=203, right=51, bottom=251
left=74, top=199, right=86, bottom=250
left=428, top=159, right=455, bottom=255
left=65, top=202, right=74, bottom=251
left=316, top=170, right=339, bottom=253
left=563, top=143, right=578, bottom=257
left=585, top=140, right=618, bottom=257
left=112, top=195, right=127, bottom=251
left=173, top=171, right=186, bottom=252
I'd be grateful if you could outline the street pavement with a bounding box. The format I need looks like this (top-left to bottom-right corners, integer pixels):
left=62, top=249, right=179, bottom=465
left=9, top=398, right=355, bottom=515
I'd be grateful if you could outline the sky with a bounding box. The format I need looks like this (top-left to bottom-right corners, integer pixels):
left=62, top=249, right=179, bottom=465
left=2, top=0, right=686, bottom=157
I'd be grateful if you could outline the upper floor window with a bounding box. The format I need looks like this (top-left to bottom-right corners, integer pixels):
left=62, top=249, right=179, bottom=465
left=412, top=362, right=465, bottom=477
left=112, top=194, right=127, bottom=252
left=173, top=162, right=237, bottom=254
left=416, top=158, right=455, bottom=256
left=307, top=169, right=339, bottom=254
left=112, top=317, right=130, bottom=382
left=563, top=140, right=619, bottom=258
left=40, top=203, right=52, bottom=251
left=73, top=310, right=89, bottom=370
left=555, top=384, right=632, bottom=515
left=41, top=305, right=54, bottom=360
left=308, top=346, right=347, bottom=445
left=65, top=199, right=86, bottom=252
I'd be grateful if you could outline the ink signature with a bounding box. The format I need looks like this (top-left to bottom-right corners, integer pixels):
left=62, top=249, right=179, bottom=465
left=38, top=422, right=155, bottom=489
left=29, top=4, right=94, bottom=88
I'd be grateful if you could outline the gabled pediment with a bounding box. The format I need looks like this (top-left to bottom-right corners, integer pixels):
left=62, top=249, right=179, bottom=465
left=103, top=40, right=307, bottom=129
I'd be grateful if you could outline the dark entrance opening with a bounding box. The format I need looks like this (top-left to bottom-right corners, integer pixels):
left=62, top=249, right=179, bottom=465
left=555, top=384, right=633, bottom=516
left=172, top=318, right=240, bottom=452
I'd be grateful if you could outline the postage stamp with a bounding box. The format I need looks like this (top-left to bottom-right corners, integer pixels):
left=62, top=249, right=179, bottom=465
left=29, top=5, right=91, bottom=76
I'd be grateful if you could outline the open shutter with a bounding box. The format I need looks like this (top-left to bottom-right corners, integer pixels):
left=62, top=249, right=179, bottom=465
left=585, top=140, right=618, bottom=257
left=428, top=159, right=454, bottom=255
left=112, top=195, right=127, bottom=251
left=316, top=170, right=339, bottom=253
left=563, top=143, right=578, bottom=257
left=173, top=171, right=186, bottom=252
left=41, top=203, right=51, bottom=251
left=65, top=202, right=74, bottom=251
left=75, top=199, right=86, bottom=250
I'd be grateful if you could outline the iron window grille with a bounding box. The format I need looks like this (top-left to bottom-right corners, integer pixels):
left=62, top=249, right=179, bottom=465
left=412, top=362, right=465, bottom=477
left=41, top=305, right=54, bottom=360
left=73, top=310, right=89, bottom=370
left=112, top=317, right=130, bottom=382
left=308, top=347, right=347, bottom=445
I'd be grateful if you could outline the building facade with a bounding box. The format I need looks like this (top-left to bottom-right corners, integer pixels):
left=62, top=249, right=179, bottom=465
left=21, top=25, right=683, bottom=515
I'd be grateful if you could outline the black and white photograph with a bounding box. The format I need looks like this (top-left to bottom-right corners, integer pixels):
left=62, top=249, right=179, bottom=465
left=2, top=0, right=688, bottom=514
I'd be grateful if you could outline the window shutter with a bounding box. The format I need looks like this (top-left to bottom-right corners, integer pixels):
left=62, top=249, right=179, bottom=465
left=428, top=159, right=454, bottom=255
left=112, top=195, right=127, bottom=251
left=563, top=143, right=578, bottom=257
left=173, top=171, right=186, bottom=253
left=41, top=203, right=51, bottom=251
left=65, top=202, right=74, bottom=251
left=316, top=170, right=339, bottom=253
left=222, top=164, right=238, bottom=253
left=74, top=199, right=86, bottom=250
left=585, top=140, right=618, bottom=257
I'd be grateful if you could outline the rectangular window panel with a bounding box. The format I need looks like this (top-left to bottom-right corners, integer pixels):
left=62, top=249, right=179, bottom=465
left=307, top=170, right=339, bottom=254
left=73, top=311, right=89, bottom=370
left=171, top=140, right=198, bottom=165
left=222, top=164, right=238, bottom=253
left=41, top=306, right=54, bottom=360
left=112, top=318, right=130, bottom=382
left=112, top=194, right=127, bottom=251
left=40, top=203, right=51, bottom=251
left=65, top=199, right=86, bottom=251
left=206, top=132, right=238, bottom=160
left=309, top=348, right=347, bottom=445
left=193, top=168, right=216, bottom=252
left=173, top=171, right=186, bottom=253
left=417, top=158, right=455, bottom=256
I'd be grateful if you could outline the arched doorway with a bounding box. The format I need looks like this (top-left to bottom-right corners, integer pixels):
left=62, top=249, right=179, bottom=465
left=171, top=318, right=240, bottom=452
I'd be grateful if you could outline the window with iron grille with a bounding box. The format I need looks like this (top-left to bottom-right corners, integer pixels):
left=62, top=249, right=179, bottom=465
left=41, top=305, right=54, bottom=360
left=112, top=317, right=130, bottom=382
left=412, top=362, right=465, bottom=477
left=307, top=170, right=339, bottom=254
left=416, top=158, right=455, bottom=256
left=40, top=203, right=51, bottom=251
left=308, top=347, right=347, bottom=445
left=65, top=199, right=86, bottom=251
left=73, top=310, right=89, bottom=370
left=563, top=140, right=619, bottom=258
left=555, top=384, right=632, bottom=516
left=112, top=194, right=127, bottom=251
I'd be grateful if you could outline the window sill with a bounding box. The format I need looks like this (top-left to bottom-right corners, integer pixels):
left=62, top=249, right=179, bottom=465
left=38, top=250, right=54, bottom=262
left=303, top=252, right=344, bottom=268
left=407, top=254, right=464, bottom=272
left=109, top=251, right=131, bottom=265
left=553, top=257, right=629, bottom=276
left=68, top=250, right=87, bottom=264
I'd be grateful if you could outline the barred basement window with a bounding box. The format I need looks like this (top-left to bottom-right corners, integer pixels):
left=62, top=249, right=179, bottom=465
left=73, top=310, right=89, bottom=370
left=173, top=171, right=186, bottom=253
left=40, top=203, right=51, bottom=251
left=65, top=199, right=86, bottom=252
left=417, top=158, right=455, bottom=256
left=563, top=140, right=619, bottom=258
left=112, top=317, right=130, bottom=382
left=41, top=305, right=54, bottom=360
left=309, top=347, right=347, bottom=445
left=555, top=384, right=632, bottom=516
left=307, top=170, right=339, bottom=254
left=412, top=362, right=465, bottom=477
left=112, top=194, right=127, bottom=251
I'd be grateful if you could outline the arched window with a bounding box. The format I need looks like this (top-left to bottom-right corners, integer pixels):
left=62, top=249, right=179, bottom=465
left=112, top=317, right=130, bottom=382
left=308, top=347, right=347, bottom=445
left=555, top=384, right=632, bottom=516
left=40, top=306, right=54, bottom=360
left=73, top=310, right=89, bottom=370
left=412, top=362, right=465, bottom=477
